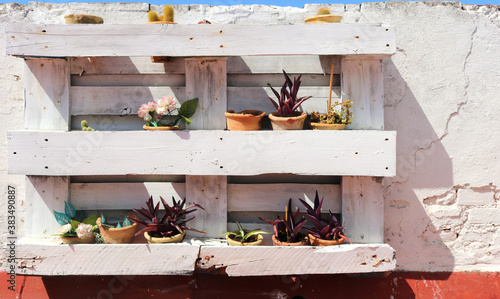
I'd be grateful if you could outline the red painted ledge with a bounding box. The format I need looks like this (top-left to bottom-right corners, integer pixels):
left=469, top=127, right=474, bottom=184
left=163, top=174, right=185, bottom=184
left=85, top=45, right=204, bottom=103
left=1, top=271, right=499, bottom=299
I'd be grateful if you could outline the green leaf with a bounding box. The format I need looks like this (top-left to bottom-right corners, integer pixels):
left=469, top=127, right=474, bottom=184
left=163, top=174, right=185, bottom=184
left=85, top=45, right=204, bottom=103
left=236, top=221, right=245, bottom=238
left=100, top=213, right=106, bottom=224
left=71, top=220, right=80, bottom=230
left=179, top=115, right=193, bottom=125
left=65, top=201, right=76, bottom=219
left=178, top=98, right=199, bottom=119
left=122, top=216, right=131, bottom=227
left=82, top=215, right=98, bottom=226
left=54, top=211, right=71, bottom=225
left=116, top=222, right=122, bottom=228
left=243, top=230, right=271, bottom=242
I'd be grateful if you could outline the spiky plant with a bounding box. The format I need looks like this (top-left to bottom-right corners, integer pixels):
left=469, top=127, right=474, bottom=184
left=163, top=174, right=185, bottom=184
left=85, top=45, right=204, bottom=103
left=129, top=196, right=205, bottom=238
left=317, top=7, right=331, bottom=16
left=268, top=70, right=312, bottom=117
left=259, top=198, right=307, bottom=243
left=221, top=221, right=270, bottom=244
left=163, top=5, right=174, bottom=22
left=148, top=11, right=160, bottom=22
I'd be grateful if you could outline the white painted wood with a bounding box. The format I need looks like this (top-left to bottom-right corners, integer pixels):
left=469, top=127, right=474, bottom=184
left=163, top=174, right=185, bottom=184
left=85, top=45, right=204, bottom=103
left=8, top=130, right=397, bottom=176
left=7, top=24, right=396, bottom=57
left=227, top=222, right=273, bottom=234
left=186, top=176, right=227, bottom=238
left=71, top=74, right=186, bottom=87
left=24, top=58, right=70, bottom=130
left=341, top=59, right=384, bottom=130
left=185, top=58, right=227, bottom=130
left=71, top=182, right=186, bottom=210
left=69, top=56, right=341, bottom=75
left=198, top=244, right=396, bottom=276
left=14, top=240, right=199, bottom=275
left=342, top=177, right=385, bottom=243
left=25, top=176, right=69, bottom=237
left=228, top=183, right=341, bottom=213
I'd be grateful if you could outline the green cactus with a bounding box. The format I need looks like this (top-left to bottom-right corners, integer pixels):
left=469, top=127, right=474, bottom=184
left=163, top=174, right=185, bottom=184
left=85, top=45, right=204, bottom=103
left=317, top=7, right=331, bottom=16
left=81, top=120, right=95, bottom=131
left=148, top=11, right=160, bottom=22
left=163, top=5, right=174, bottom=23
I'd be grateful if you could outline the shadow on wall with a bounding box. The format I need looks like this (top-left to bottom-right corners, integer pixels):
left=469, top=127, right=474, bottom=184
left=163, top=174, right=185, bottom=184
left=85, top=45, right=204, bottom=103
left=383, top=58, right=455, bottom=271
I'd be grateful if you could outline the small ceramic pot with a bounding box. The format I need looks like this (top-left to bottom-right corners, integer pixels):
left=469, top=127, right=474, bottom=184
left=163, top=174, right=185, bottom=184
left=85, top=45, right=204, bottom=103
left=60, top=235, right=95, bottom=244
left=308, top=234, right=345, bottom=246
left=143, top=125, right=181, bottom=131
left=225, top=233, right=264, bottom=246
left=225, top=110, right=266, bottom=131
left=268, top=111, right=307, bottom=130
left=96, top=213, right=138, bottom=244
left=144, top=231, right=186, bottom=244
left=309, top=123, right=346, bottom=130
left=271, top=235, right=308, bottom=246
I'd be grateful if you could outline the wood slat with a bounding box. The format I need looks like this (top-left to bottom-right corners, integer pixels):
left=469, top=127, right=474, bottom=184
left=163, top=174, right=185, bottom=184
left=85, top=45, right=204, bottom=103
left=227, top=183, right=341, bottom=213
left=8, top=130, right=396, bottom=176
left=7, top=24, right=396, bottom=57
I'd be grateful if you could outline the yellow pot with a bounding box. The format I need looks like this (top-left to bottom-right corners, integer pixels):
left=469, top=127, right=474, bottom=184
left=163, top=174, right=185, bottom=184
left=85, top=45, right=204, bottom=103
left=225, top=233, right=264, bottom=246
left=310, top=122, right=346, bottom=130
left=144, top=231, right=185, bottom=244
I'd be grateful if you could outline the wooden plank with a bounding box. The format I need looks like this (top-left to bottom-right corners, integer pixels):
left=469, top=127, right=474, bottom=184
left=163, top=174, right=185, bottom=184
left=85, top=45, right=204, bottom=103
left=342, top=177, right=384, bottom=243
left=25, top=176, right=69, bottom=237
left=227, top=183, right=341, bottom=213
left=186, top=176, right=227, bottom=238
left=71, top=182, right=186, bottom=210
left=14, top=240, right=199, bottom=275
left=71, top=74, right=186, bottom=87
left=197, top=244, right=396, bottom=276
left=185, top=58, right=227, bottom=130
left=24, top=58, right=70, bottom=130
left=6, top=24, right=396, bottom=57
left=69, top=56, right=341, bottom=75
left=8, top=130, right=396, bottom=176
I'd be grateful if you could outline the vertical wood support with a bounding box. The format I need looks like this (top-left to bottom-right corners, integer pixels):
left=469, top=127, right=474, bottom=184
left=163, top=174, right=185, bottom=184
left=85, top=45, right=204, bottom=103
left=341, top=58, right=385, bottom=243
left=185, top=58, right=228, bottom=237
left=23, top=58, right=71, bottom=237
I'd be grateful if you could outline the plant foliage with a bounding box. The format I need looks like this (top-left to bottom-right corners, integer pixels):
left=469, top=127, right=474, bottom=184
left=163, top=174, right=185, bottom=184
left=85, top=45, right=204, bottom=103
left=259, top=198, right=307, bottom=243
left=268, top=70, right=312, bottom=117
left=221, top=221, right=270, bottom=244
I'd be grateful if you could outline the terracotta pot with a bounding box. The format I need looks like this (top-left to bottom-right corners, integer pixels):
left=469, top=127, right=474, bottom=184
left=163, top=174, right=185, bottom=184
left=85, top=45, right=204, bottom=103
left=225, top=110, right=266, bottom=131
left=64, top=14, right=104, bottom=24
left=143, top=125, right=181, bottom=131
left=304, top=15, right=342, bottom=23
left=144, top=231, right=185, bottom=244
left=271, top=235, right=308, bottom=246
left=225, top=233, right=264, bottom=246
left=268, top=112, right=307, bottom=130
left=96, top=213, right=138, bottom=244
left=309, top=122, right=346, bottom=130
left=60, top=235, right=95, bottom=244
left=308, top=234, right=345, bottom=246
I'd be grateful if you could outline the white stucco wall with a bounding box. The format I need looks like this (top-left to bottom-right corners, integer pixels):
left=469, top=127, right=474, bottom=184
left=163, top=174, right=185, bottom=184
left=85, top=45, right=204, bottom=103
left=0, top=1, right=498, bottom=272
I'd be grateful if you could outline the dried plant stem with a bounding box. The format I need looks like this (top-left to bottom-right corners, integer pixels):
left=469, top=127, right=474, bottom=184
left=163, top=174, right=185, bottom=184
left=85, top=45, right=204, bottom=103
left=328, top=64, right=334, bottom=111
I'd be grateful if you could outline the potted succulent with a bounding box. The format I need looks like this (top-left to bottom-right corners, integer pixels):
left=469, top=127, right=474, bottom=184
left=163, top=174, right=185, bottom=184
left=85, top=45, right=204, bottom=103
left=267, top=70, right=312, bottom=130
left=299, top=191, right=352, bottom=246
left=310, top=100, right=353, bottom=130
left=128, top=196, right=206, bottom=244
left=138, top=96, right=198, bottom=130
left=221, top=221, right=270, bottom=246
left=53, top=201, right=98, bottom=244
left=259, top=199, right=308, bottom=246
left=96, top=213, right=138, bottom=244
left=224, top=110, right=266, bottom=131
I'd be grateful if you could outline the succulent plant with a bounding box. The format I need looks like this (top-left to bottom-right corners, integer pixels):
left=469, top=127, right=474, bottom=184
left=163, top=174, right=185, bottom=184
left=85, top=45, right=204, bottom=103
left=259, top=198, right=307, bottom=243
left=317, top=7, right=331, bottom=16
left=81, top=120, right=95, bottom=131
left=163, top=5, right=174, bottom=22
left=299, top=191, right=352, bottom=243
left=268, top=70, right=312, bottom=117
left=129, top=196, right=205, bottom=238
left=99, top=214, right=132, bottom=228
left=148, top=11, right=160, bottom=22
left=310, top=100, right=353, bottom=125
left=221, top=221, right=270, bottom=244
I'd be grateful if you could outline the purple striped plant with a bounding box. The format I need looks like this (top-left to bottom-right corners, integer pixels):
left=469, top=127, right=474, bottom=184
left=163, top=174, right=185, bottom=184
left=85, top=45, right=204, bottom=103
left=259, top=198, right=307, bottom=243
left=268, top=70, right=312, bottom=117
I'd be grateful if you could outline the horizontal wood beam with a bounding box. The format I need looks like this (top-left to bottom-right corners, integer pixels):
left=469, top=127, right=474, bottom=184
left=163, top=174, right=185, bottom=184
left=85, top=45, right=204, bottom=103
left=6, top=24, right=396, bottom=57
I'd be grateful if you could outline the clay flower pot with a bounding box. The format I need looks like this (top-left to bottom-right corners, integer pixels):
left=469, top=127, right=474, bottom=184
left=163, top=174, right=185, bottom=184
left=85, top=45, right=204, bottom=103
left=96, top=213, right=138, bottom=244
left=268, top=111, right=307, bottom=130
left=271, top=235, right=308, bottom=246
left=304, top=15, right=342, bottom=23
left=225, top=233, right=264, bottom=246
left=308, top=234, right=345, bottom=246
left=225, top=110, right=266, bottom=131
left=309, top=123, right=346, bottom=130
left=60, top=235, right=95, bottom=244
left=64, top=14, right=104, bottom=24
left=143, top=125, right=181, bottom=131
left=144, top=231, right=186, bottom=244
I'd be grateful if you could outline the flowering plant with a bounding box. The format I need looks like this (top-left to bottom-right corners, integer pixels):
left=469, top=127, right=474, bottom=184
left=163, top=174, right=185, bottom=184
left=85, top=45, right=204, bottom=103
left=53, top=201, right=98, bottom=240
left=310, top=100, right=353, bottom=125
left=138, top=96, right=199, bottom=127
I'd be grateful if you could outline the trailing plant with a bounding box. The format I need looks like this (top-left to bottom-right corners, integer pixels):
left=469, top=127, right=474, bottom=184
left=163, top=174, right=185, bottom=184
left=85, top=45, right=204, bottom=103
left=259, top=198, right=307, bottom=243
left=99, top=213, right=133, bottom=229
left=129, top=196, right=206, bottom=238
left=53, top=201, right=98, bottom=239
left=268, top=70, right=312, bottom=117
left=138, top=96, right=199, bottom=127
left=310, top=100, right=353, bottom=125
left=299, top=191, right=352, bottom=243
left=221, top=221, right=270, bottom=244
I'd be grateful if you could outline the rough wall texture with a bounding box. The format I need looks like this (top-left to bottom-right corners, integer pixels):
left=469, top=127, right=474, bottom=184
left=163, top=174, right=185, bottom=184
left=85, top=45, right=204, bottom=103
left=0, top=2, right=498, bottom=272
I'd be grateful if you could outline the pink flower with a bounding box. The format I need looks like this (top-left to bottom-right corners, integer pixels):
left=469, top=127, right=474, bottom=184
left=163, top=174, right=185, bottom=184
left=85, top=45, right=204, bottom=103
left=76, top=223, right=93, bottom=240
left=138, top=101, right=157, bottom=121
left=156, top=96, right=177, bottom=115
